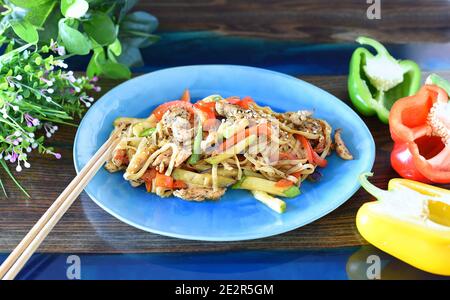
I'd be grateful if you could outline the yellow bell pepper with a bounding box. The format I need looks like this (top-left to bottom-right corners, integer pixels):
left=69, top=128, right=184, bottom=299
left=356, top=173, right=450, bottom=276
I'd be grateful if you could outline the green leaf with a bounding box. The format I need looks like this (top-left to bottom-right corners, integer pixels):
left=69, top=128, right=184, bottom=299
left=121, top=11, right=158, bottom=35
left=100, top=61, right=131, bottom=79
left=24, top=0, right=57, bottom=27
left=38, top=6, right=61, bottom=44
left=87, top=55, right=101, bottom=78
left=9, top=0, right=51, bottom=8
left=58, top=19, right=91, bottom=55
left=61, top=0, right=89, bottom=19
left=9, top=19, right=39, bottom=44
left=86, top=47, right=104, bottom=78
left=108, top=39, right=122, bottom=56
left=87, top=46, right=130, bottom=79
left=83, top=12, right=116, bottom=46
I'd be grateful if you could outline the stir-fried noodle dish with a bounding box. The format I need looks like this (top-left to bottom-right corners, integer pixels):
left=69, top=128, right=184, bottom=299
left=105, top=90, right=353, bottom=213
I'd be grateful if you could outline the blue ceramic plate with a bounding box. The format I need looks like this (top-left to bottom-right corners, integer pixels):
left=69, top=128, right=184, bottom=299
left=73, top=65, right=375, bottom=241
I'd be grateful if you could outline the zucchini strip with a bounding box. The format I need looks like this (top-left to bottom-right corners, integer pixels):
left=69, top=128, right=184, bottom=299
left=232, top=176, right=300, bottom=198
left=172, top=168, right=235, bottom=188
left=206, top=135, right=257, bottom=164
left=252, top=190, right=286, bottom=213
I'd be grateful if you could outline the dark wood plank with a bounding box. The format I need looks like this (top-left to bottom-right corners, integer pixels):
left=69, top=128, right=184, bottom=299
left=1, top=71, right=448, bottom=253
left=138, top=0, right=450, bottom=43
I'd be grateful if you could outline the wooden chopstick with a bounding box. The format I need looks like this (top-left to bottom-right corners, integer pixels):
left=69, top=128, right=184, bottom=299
left=0, top=128, right=122, bottom=280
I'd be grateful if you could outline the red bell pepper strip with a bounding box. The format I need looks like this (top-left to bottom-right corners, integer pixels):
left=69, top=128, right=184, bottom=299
left=141, top=169, right=157, bottom=192
left=291, top=171, right=302, bottom=179
left=225, top=96, right=255, bottom=109
left=173, top=180, right=187, bottom=189
left=152, top=100, right=194, bottom=120
left=154, top=172, right=187, bottom=189
left=275, top=179, right=294, bottom=188
left=113, top=149, right=129, bottom=166
left=237, top=96, right=255, bottom=109
left=193, top=102, right=216, bottom=120
left=155, top=173, right=173, bottom=188
left=193, top=101, right=218, bottom=130
left=389, top=84, right=450, bottom=183
left=226, top=97, right=241, bottom=105
left=180, top=89, right=190, bottom=102
left=296, top=135, right=328, bottom=168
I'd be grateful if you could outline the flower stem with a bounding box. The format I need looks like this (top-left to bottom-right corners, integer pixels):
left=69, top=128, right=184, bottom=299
left=0, top=160, right=30, bottom=198
left=0, top=176, right=7, bottom=198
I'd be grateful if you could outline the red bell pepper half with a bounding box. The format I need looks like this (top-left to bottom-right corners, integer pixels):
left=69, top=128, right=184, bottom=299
left=389, top=84, right=450, bottom=183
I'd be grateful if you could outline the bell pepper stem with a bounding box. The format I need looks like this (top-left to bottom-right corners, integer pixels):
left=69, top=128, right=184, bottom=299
left=359, top=172, right=389, bottom=200
left=426, top=73, right=450, bottom=96
left=356, top=36, right=391, bottom=58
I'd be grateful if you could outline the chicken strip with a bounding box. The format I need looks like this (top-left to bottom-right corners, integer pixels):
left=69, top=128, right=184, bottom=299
left=334, top=129, right=353, bottom=160
left=173, top=187, right=226, bottom=201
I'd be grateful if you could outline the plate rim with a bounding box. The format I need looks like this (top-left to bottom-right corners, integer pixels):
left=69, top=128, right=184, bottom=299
left=73, top=64, right=376, bottom=241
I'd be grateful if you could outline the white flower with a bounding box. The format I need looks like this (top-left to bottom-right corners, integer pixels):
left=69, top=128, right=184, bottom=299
left=1, top=108, right=8, bottom=119
left=64, top=0, right=89, bottom=19
left=57, top=46, right=66, bottom=56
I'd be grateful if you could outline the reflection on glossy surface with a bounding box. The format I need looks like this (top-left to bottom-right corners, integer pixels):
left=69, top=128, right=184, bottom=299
left=3, top=247, right=449, bottom=279
left=73, top=65, right=375, bottom=241
left=346, top=245, right=450, bottom=280
left=1, top=250, right=350, bottom=280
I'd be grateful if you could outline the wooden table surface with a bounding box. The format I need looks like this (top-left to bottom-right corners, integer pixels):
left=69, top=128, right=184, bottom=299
left=1, top=1, right=450, bottom=254
left=140, top=0, right=450, bottom=43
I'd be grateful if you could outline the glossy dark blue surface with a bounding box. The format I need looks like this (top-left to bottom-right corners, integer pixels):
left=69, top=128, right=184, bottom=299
left=68, top=31, right=450, bottom=76
left=2, top=246, right=448, bottom=280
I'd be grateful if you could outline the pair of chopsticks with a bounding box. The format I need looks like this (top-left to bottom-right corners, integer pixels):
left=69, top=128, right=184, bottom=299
left=0, top=127, right=123, bottom=280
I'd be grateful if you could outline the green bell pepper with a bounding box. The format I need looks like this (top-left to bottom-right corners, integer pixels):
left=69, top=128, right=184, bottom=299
left=348, top=36, right=421, bottom=123
left=426, top=73, right=450, bottom=95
